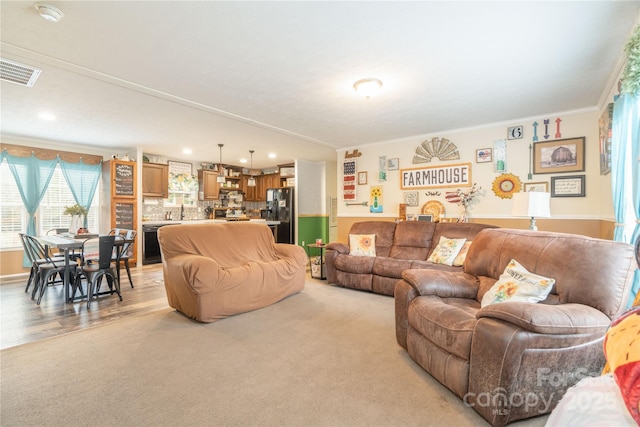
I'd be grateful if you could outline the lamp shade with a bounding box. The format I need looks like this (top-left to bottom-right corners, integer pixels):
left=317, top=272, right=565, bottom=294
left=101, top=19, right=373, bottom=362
left=512, top=192, right=551, bottom=218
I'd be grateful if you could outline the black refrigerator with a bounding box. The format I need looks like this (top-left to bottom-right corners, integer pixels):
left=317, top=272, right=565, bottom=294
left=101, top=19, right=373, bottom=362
left=266, top=187, right=294, bottom=244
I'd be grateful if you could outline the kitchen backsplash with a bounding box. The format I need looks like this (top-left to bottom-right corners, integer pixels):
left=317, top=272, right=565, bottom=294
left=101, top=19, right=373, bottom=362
left=142, top=198, right=266, bottom=221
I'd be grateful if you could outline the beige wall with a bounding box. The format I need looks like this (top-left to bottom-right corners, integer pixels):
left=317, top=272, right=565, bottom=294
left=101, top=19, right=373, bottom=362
left=336, top=109, right=612, bottom=224
left=0, top=250, right=30, bottom=278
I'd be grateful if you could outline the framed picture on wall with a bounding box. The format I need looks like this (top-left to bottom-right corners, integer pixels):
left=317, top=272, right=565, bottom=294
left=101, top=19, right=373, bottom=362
left=387, top=158, right=399, bottom=170
left=533, top=137, right=585, bottom=174
left=403, top=191, right=419, bottom=206
left=523, top=181, right=549, bottom=192
left=551, top=175, right=585, bottom=197
left=476, top=148, right=492, bottom=163
left=358, top=171, right=368, bottom=185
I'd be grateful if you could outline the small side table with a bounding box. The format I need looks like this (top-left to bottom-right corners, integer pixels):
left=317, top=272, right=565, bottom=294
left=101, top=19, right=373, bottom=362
left=306, top=243, right=326, bottom=280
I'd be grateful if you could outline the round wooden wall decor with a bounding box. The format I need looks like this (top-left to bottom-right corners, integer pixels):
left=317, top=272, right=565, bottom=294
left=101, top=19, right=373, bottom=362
left=421, top=200, right=445, bottom=221
left=492, top=173, right=522, bottom=199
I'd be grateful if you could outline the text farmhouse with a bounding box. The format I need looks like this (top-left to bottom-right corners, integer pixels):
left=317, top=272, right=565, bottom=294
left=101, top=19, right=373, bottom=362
left=401, top=163, right=472, bottom=189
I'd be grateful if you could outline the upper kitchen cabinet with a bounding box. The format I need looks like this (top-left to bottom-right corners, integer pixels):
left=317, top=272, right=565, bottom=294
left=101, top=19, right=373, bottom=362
left=142, top=163, right=168, bottom=198
left=198, top=169, right=220, bottom=200
left=255, top=173, right=280, bottom=201
left=241, top=174, right=257, bottom=201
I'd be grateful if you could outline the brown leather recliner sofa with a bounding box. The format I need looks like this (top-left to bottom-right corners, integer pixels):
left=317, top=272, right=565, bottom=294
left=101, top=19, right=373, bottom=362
left=158, top=221, right=307, bottom=322
left=395, top=228, right=637, bottom=426
left=325, top=220, right=497, bottom=296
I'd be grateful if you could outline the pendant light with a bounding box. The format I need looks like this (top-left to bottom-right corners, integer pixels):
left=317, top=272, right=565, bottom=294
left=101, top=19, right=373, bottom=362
left=247, top=150, right=256, bottom=187
left=216, top=144, right=226, bottom=183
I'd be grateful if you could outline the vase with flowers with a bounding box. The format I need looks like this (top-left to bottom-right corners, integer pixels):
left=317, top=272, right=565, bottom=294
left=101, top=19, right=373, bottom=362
left=63, top=204, right=88, bottom=234
left=453, top=183, right=481, bottom=223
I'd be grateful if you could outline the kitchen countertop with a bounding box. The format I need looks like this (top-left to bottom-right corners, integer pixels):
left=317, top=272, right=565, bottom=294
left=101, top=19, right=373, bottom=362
left=142, top=219, right=280, bottom=226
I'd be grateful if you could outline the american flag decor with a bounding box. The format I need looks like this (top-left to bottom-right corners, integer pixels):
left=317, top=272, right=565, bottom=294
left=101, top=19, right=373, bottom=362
left=445, top=191, right=461, bottom=204
left=343, top=160, right=357, bottom=200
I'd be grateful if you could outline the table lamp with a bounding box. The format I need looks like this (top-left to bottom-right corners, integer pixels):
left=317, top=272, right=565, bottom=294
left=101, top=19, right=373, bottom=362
left=511, top=192, right=551, bottom=231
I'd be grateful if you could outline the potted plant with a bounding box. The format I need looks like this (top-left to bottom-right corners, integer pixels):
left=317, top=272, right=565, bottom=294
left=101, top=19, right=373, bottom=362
left=63, top=204, right=88, bottom=233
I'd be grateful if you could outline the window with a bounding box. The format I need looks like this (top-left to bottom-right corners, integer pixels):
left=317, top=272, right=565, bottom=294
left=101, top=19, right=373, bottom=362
left=0, top=162, right=100, bottom=250
left=165, top=172, right=198, bottom=207
left=0, top=162, right=25, bottom=249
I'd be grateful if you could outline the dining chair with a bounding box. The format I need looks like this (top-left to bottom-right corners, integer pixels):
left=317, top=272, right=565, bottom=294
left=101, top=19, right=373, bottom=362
left=20, top=233, right=66, bottom=293
left=20, top=233, right=43, bottom=295
left=73, top=235, right=122, bottom=308
left=108, top=228, right=136, bottom=288
left=22, top=234, right=77, bottom=305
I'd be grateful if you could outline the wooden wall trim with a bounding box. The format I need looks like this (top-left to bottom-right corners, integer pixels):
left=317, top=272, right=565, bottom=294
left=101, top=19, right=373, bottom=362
left=0, top=143, right=103, bottom=165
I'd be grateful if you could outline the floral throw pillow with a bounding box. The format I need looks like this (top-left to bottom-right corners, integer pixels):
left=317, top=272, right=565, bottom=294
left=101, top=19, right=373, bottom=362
left=427, top=236, right=467, bottom=266
left=481, top=259, right=555, bottom=307
left=349, top=234, right=376, bottom=257
left=452, top=241, right=472, bottom=267
left=603, top=307, right=640, bottom=425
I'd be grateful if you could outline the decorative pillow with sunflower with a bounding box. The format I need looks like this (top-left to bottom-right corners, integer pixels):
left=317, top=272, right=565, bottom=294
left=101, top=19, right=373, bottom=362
left=349, top=234, right=376, bottom=257
left=427, top=236, right=467, bottom=266
left=481, top=259, right=555, bottom=307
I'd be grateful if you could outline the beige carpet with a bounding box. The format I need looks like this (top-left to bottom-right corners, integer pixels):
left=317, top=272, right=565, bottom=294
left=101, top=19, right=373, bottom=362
left=1, top=281, right=548, bottom=427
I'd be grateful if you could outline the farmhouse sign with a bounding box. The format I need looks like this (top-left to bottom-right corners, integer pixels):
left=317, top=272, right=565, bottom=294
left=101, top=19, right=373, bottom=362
left=400, top=162, right=472, bottom=190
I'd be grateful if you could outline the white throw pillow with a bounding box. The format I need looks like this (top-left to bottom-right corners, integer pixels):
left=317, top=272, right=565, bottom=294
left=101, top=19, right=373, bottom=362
left=481, top=259, right=555, bottom=307
left=427, top=236, right=467, bottom=266
left=349, top=234, right=376, bottom=257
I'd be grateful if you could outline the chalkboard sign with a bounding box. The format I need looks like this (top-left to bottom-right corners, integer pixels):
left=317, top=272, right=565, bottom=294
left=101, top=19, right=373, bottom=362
left=115, top=202, right=135, bottom=230
left=114, top=162, right=135, bottom=197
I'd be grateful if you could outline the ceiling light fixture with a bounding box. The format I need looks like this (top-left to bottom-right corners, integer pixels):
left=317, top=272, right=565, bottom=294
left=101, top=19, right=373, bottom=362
left=353, top=78, right=383, bottom=98
left=216, top=144, right=226, bottom=184
left=34, top=3, right=64, bottom=22
left=247, top=150, right=256, bottom=187
left=182, top=148, right=192, bottom=155
left=38, top=112, right=55, bottom=121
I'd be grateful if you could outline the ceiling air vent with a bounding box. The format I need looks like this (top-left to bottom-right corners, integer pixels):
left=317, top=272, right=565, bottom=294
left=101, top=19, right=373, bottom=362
left=0, top=58, right=42, bottom=87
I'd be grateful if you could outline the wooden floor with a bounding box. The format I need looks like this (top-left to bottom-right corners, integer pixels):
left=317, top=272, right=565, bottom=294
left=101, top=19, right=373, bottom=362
left=0, top=263, right=170, bottom=350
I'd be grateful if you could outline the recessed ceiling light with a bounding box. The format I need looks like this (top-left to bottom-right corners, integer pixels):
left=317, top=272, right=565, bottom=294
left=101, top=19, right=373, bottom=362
left=239, top=158, right=247, bottom=164
left=354, top=78, right=383, bottom=98
left=268, top=153, right=277, bottom=159
left=182, top=148, right=192, bottom=155
left=34, top=3, right=64, bottom=22
left=38, top=112, right=55, bottom=121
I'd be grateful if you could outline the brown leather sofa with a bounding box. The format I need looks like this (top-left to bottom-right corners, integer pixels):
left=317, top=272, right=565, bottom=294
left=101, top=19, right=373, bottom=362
left=395, top=228, right=637, bottom=426
left=158, top=221, right=307, bottom=322
left=325, top=221, right=497, bottom=295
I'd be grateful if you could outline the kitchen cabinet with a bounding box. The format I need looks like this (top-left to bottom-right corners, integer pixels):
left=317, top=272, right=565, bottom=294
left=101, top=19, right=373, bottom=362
left=255, top=175, right=267, bottom=201
left=198, top=169, right=220, bottom=200
left=142, top=163, right=168, bottom=198
left=199, top=165, right=245, bottom=200
left=264, top=173, right=281, bottom=190
left=241, top=174, right=257, bottom=201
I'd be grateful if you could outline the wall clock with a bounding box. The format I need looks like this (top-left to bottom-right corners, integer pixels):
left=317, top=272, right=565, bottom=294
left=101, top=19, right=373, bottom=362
left=507, top=125, right=523, bottom=140
left=492, top=173, right=522, bottom=199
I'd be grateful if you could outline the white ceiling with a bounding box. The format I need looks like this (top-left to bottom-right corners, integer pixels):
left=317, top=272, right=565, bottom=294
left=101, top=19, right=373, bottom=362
left=1, top=1, right=639, bottom=169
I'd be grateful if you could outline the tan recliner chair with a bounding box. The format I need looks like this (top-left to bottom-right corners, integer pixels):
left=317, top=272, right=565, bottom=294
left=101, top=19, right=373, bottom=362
left=395, top=228, right=636, bottom=426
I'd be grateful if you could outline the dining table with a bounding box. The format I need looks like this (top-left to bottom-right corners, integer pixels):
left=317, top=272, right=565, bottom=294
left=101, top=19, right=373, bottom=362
left=37, top=233, right=132, bottom=303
